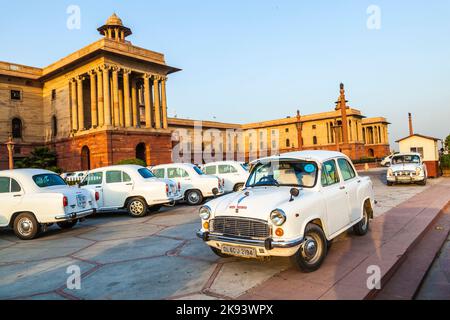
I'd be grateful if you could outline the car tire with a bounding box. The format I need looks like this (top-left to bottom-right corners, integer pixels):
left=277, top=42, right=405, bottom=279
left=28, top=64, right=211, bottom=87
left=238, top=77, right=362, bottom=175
left=13, top=212, right=40, bottom=240
left=185, top=190, right=203, bottom=206
left=387, top=181, right=394, bottom=186
left=290, top=223, right=327, bottom=273
left=418, top=178, right=427, bottom=186
left=57, top=220, right=78, bottom=229
left=127, top=197, right=148, bottom=218
left=210, top=247, right=232, bottom=258
left=233, top=183, right=245, bottom=192
left=353, top=205, right=370, bottom=236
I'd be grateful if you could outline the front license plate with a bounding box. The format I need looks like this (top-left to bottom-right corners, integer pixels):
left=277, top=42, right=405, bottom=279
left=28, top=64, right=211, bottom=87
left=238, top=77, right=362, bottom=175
left=221, top=245, right=257, bottom=258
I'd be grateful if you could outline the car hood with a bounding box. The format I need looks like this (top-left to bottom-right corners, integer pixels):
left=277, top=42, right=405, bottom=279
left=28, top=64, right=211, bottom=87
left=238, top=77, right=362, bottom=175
left=209, top=187, right=302, bottom=220
left=390, top=163, right=420, bottom=172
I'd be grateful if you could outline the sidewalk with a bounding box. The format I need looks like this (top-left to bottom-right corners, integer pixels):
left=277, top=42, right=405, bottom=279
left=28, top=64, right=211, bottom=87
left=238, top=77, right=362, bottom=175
left=239, top=178, right=450, bottom=300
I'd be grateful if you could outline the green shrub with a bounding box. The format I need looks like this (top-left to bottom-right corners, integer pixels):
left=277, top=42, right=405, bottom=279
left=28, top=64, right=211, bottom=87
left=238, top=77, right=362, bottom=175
left=441, top=154, right=450, bottom=169
left=117, top=158, right=147, bottom=167
left=15, top=147, right=63, bottom=173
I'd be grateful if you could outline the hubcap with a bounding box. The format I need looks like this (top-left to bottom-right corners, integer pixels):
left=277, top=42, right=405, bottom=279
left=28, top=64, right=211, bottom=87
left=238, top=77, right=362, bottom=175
left=130, top=201, right=144, bottom=215
left=301, top=234, right=322, bottom=264
left=189, top=192, right=199, bottom=203
left=18, top=218, right=33, bottom=236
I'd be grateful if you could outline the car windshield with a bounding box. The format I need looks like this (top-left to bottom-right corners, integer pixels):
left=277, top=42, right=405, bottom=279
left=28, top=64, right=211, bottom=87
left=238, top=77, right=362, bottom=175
left=392, top=155, right=420, bottom=164
left=193, top=166, right=204, bottom=175
left=33, top=174, right=67, bottom=188
left=138, top=168, right=155, bottom=179
left=246, top=160, right=318, bottom=188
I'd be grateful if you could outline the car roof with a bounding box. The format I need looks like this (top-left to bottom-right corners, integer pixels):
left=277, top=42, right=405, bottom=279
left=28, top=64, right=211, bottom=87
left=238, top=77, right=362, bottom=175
left=203, top=161, right=244, bottom=166
left=392, top=152, right=421, bottom=157
left=253, top=150, right=349, bottom=164
left=152, top=163, right=198, bottom=168
left=89, top=164, right=145, bottom=172
left=0, top=168, right=55, bottom=179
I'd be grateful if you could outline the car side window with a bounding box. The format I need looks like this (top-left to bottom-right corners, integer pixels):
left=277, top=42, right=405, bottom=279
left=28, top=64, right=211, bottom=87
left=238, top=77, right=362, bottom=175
left=11, top=179, right=21, bottom=192
left=167, top=168, right=179, bottom=179
left=204, top=166, right=217, bottom=175
left=337, top=158, right=356, bottom=181
left=84, top=172, right=103, bottom=186
left=106, top=171, right=123, bottom=184
left=321, top=160, right=340, bottom=187
left=0, top=177, right=11, bottom=193
left=153, top=168, right=165, bottom=179
left=123, top=172, right=131, bottom=182
left=219, top=165, right=237, bottom=174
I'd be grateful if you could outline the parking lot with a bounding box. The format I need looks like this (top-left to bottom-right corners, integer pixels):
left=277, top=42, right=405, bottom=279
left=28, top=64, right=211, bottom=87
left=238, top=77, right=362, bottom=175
left=0, top=168, right=442, bottom=300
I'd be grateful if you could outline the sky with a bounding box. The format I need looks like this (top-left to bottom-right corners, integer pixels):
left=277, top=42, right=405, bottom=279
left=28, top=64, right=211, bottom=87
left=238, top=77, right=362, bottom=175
left=1, top=0, right=449, bottom=148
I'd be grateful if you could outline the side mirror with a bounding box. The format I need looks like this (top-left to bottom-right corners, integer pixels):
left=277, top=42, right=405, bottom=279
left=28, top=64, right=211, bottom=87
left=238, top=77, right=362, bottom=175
left=289, top=188, right=300, bottom=202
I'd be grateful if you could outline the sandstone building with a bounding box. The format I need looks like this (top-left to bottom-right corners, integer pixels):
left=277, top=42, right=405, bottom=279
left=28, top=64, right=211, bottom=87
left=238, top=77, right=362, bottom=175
left=0, top=14, right=390, bottom=171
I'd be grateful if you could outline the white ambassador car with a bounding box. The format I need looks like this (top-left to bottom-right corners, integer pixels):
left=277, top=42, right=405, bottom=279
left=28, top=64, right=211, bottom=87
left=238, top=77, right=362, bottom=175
left=151, top=163, right=224, bottom=205
left=197, top=151, right=375, bottom=272
left=387, top=153, right=427, bottom=186
left=201, top=161, right=250, bottom=193
left=0, top=169, right=96, bottom=240
left=79, top=165, right=182, bottom=217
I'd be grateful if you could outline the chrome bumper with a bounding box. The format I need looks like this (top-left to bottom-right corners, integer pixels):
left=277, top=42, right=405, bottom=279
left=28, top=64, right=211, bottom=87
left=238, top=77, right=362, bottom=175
left=55, top=209, right=95, bottom=221
left=196, top=230, right=304, bottom=250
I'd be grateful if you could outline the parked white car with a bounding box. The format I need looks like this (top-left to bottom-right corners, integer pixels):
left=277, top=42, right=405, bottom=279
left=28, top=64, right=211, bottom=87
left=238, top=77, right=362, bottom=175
left=79, top=165, right=182, bottom=217
left=0, top=169, right=97, bottom=240
left=151, top=163, right=224, bottom=205
left=63, top=171, right=87, bottom=183
left=197, top=151, right=375, bottom=272
left=380, top=153, right=399, bottom=167
left=201, top=161, right=250, bottom=193
left=387, top=153, right=427, bottom=186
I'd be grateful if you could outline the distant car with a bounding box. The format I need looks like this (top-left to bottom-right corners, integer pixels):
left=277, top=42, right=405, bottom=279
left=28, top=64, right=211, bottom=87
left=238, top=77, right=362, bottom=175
left=380, top=153, right=399, bottom=167
left=151, top=163, right=224, bottom=205
left=197, top=151, right=375, bottom=272
left=79, top=165, right=182, bottom=217
left=201, top=161, right=250, bottom=193
left=64, top=171, right=87, bottom=183
left=0, top=169, right=97, bottom=240
left=387, top=153, right=427, bottom=186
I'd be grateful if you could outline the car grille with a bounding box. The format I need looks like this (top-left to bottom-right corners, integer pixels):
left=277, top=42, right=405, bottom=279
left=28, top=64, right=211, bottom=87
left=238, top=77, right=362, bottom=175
left=395, top=171, right=415, bottom=176
left=210, top=217, right=271, bottom=239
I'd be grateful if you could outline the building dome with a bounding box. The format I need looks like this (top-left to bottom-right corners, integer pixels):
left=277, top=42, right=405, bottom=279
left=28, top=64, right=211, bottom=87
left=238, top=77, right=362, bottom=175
left=98, top=13, right=132, bottom=41
left=106, top=13, right=123, bottom=27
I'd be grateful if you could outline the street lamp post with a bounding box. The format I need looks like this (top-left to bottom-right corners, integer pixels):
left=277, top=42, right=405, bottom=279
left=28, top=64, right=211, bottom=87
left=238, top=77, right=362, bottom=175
left=6, top=134, right=15, bottom=170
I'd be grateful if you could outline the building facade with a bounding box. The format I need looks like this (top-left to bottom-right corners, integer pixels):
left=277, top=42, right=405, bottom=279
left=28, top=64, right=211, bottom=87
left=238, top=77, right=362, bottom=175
left=0, top=14, right=390, bottom=171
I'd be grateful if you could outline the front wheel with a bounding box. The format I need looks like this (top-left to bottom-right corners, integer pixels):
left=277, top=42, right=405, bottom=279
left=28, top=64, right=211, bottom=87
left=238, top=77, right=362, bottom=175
left=127, top=198, right=148, bottom=218
left=290, top=224, right=327, bottom=273
left=13, top=213, right=40, bottom=240
left=353, top=205, right=370, bottom=236
left=57, top=220, right=78, bottom=229
left=185, top=190, right=203, bottom=206
left=418, top=178, right=427, bottom=186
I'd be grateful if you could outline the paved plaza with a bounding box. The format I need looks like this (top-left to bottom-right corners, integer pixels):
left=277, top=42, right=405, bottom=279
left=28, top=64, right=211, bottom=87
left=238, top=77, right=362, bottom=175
left=0, top=168, right=448, bottom=300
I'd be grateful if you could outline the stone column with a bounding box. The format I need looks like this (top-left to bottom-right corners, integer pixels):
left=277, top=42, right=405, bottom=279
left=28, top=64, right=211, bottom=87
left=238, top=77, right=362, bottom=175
left=144, top=74, right=153, bottom=128
left=161, top=76, right=168, bottom=129
left=131, top=78, right=139, bottom=127
left=102, top=66, right=112, bottom=126
left=77, top=76, right=85, bottom=131
left=89, top=71, right=98, bottom=128
left=119, top=86, right=124, bottom=127
left=112, top=67, right=120, bottom=127
left=123, top=69, right=132, bottom=127
left=153, top=76, right=161, bottom=129
left=70, top=79, right=78, bottom=131
left=96, top=67, right=104, bottom=127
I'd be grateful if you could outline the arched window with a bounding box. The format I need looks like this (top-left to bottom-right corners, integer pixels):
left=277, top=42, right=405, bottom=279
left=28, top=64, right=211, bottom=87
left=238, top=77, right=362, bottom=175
left=81, top=146, right=91, bottom=171
left=136, top=143, right=147, bottom=164
left=12, top=118, right=22, bottom=139
left=313, top=136, right=318, bottom=145
left=52, top=115, right=58, bottom=137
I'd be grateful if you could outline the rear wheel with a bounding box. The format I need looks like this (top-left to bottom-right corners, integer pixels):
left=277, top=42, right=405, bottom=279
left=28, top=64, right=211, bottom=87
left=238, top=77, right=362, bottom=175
left=127, top=198, right=148, bottom=218
left=233, top=183, right=245, bottom=192
left=353, top=205, right=370, bottom=236
left=210, top=247, right=232, bottom=258
left=185, top=190, right=203, bottom=206
left=13, top=213, right=40, bottom=240
left=290, top=224, right=327, bottom=272
left=57, top=220, right=78, bottom=230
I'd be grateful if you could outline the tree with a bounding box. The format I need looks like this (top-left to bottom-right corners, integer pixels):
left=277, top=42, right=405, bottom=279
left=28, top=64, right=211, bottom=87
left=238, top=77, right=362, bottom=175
left=445, top=134, right=450, bottom=151
left=16, top=147, right=62, bottom=173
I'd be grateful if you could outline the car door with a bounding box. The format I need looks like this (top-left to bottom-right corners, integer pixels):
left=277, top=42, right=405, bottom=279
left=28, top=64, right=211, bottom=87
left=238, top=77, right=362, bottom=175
left=337, top=158, right=360, bottom=222
left=168, top=167, right=191, bottom=195
left=0, top=177, right=24, bottom=226
left=80, top=172, right=105, bottom=208
left=321, top=160, right=351, bottom=236
left=103, top=170, right=134, bottom=208
left=218, top=164, right=238, bottom=191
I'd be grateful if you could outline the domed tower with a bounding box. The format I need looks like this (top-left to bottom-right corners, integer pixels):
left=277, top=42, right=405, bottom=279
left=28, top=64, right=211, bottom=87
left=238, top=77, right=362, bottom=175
left=97, top=13, right=132, bottom=42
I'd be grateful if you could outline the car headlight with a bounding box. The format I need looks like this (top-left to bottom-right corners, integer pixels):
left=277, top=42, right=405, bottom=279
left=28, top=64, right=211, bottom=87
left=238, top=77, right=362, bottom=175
left=387, top=168, right=393, bottom=177
left=416, top=167, right=422, bottom=175
left=199, top=206, right=211, bottom=220
left=270, top=209, right=287, bottom=226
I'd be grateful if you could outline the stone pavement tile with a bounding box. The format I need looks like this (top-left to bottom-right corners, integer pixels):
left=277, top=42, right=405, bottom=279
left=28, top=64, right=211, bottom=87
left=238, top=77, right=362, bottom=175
left=209, top=258, right=291, bottom=299
left=83, top=213, right=147, bottom=227
left=73, top=236, right=183, bottom=264
left=16, top=292, right=67, bottom=300
left=0, top=237, right=94, bottom=265
left=0, top=238, right=15, bottom=249
left=157, top=223, right=199, bottom=240
left=319, top=283, right=371, bottom=300
left=252, top=278, right=330, bottom=300
left=0, top=257, right=95, bottom=300
left=78, top=223, right=164, bottom=241
left=172, top=293, right=219, bottom=300
left=178, top=239, right=223, bottom=263
left=239, top=292, right=271, bottom=300
left=416, top=283, right=450, bottom=300
left=146, top=211, right=199, bottom=227
left=64, top=256, right=216, bottom=300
